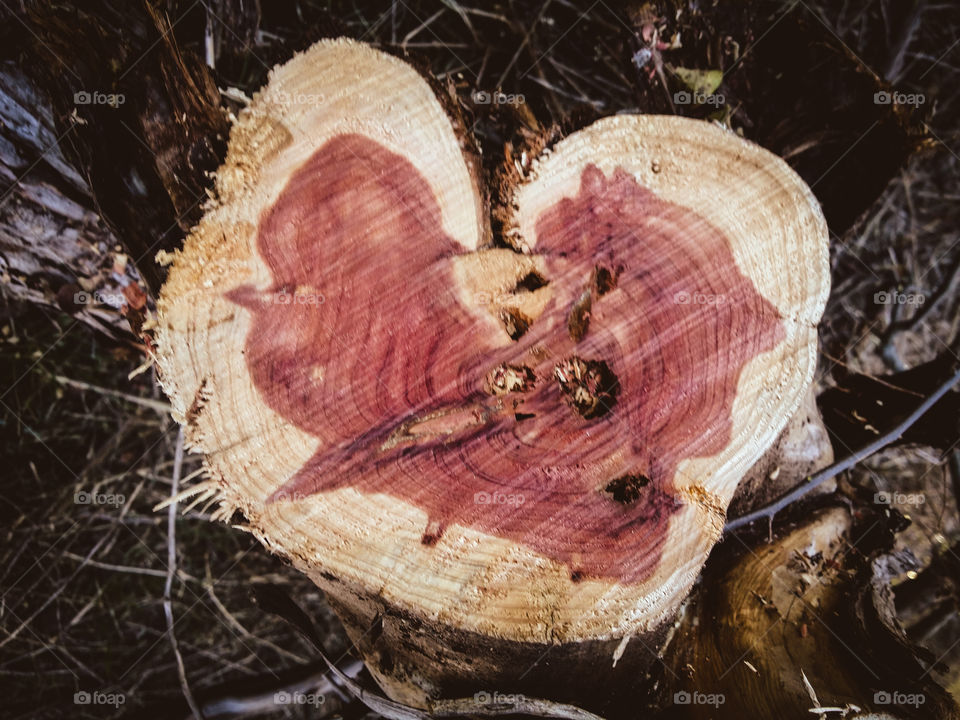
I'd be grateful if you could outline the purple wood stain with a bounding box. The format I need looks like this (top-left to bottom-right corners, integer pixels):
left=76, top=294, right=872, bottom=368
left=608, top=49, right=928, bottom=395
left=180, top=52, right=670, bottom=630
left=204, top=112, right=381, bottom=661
left=227, top=134, right=784, bottom=584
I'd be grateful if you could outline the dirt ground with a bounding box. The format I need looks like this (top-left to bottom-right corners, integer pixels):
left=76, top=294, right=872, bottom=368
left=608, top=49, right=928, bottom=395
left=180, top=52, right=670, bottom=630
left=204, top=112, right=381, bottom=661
left=1, top=1, right=958, bottom=718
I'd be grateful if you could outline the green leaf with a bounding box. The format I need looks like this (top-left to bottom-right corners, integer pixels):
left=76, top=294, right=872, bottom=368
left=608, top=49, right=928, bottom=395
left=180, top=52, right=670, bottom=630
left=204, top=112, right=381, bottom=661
left=672, top=67, right=724, bottom=96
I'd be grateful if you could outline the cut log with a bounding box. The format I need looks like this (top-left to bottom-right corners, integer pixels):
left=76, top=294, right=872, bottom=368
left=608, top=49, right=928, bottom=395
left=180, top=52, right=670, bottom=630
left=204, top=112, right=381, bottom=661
left=153, top=39, right=829, bottom=715
left=650, top=506, right=960, bottom=719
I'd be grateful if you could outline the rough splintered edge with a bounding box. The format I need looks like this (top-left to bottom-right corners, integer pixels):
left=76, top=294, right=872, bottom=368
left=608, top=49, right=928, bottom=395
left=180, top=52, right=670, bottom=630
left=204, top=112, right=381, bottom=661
left=149, top=36, right=496, bottom=569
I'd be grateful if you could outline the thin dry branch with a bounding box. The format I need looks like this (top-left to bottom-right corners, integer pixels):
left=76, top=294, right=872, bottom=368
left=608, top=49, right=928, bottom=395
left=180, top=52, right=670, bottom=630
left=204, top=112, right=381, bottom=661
left=163, top=427, right=204, bottom=720
left=726, top=364, right=960, bottom=532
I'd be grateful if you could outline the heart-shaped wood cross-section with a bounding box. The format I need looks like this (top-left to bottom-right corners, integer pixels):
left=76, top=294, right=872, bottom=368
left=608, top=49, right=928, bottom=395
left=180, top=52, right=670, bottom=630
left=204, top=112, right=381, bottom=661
left=225, top=131, right=784, bottom=586
left=155, top=39, right=828, bottom=657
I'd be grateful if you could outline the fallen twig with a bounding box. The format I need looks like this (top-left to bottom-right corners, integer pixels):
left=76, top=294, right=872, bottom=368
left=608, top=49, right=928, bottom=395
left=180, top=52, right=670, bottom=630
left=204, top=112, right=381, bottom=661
left=725, top=364, right=960, bottom=533
left=163, top=427, right=204, bottom=719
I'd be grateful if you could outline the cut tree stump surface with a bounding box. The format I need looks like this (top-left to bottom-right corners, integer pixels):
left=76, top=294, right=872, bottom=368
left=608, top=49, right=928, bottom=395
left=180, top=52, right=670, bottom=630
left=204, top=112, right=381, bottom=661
left=154, top=37, right=829, bottom=706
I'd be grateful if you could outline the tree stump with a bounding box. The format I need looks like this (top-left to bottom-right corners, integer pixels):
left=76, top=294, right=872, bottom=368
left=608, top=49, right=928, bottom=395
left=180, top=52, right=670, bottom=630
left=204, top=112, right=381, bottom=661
left=154, top=38, right=829, bottom=716
left=652, top=507, right=960, bottom=719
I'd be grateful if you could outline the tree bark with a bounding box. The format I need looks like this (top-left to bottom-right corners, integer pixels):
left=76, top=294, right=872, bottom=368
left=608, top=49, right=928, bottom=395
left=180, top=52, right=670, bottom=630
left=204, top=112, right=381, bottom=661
left=0, top=63, right=140, bottom=338
left=2, top=0, right=228, bottom=297
left=649, top=506, right=960, bottom=719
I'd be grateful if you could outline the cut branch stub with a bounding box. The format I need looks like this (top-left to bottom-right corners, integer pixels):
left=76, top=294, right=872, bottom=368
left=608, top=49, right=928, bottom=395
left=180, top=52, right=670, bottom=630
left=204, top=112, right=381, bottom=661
left=154, top=39, right=829, bottom=713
